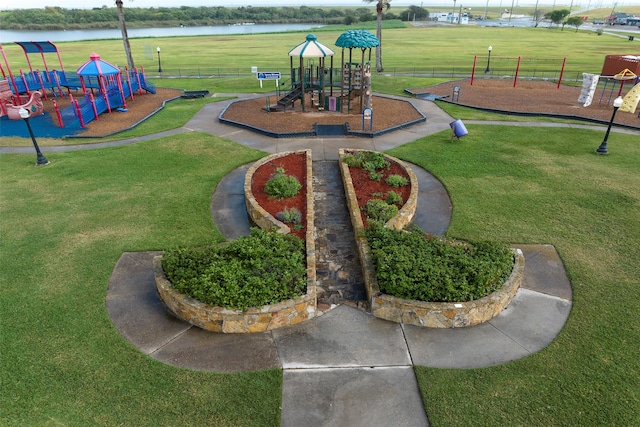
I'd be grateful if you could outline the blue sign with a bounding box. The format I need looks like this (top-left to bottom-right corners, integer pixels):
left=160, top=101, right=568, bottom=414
left=257, top=72, right=281, bottom=80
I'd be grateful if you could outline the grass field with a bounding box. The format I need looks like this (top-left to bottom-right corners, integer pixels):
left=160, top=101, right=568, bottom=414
left=0, top=23, right=635, bottom=77
left=2, top=22, right=640, bottom=426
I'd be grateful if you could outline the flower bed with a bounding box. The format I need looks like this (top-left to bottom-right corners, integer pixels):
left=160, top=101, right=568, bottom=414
left=154, top=150, right=316, bottom=333
left=338, top=148, right=523, bottom=328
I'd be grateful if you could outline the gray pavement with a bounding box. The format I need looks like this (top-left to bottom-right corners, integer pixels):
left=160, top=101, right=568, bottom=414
left=8, top=94, right=579, bottom=426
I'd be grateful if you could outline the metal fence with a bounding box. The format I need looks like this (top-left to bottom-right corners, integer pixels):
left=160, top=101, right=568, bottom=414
left=148, top=66, right=595, bottom=83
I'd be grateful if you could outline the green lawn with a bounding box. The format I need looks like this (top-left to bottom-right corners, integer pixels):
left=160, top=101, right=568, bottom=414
left=388, top=126, right=640, bottom=425
left=2, top=23, right=640, bottom=425
left=0, top=133, right=281, bottom=426
left=0, top=24, right=633, bottom=77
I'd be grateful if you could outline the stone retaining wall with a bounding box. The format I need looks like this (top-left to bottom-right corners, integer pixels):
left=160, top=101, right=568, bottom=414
left=338, top=148, right=524, bottom=328
left=154, top=149, right=317, bottom=333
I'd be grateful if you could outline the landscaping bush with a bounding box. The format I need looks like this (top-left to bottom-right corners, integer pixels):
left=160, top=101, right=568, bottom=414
left=264, top=168, right=302, bottom=199
left=386, top=174, right=408, bottom=187
left=342, top=150, right=390, bottom=180
left=365, top=224, right=514, bottom=302
left=162, top=228, right=306, bottom=310
left=385, top=190, right=403, bottom=206
left=277, top=207, right=303, bottom=230
left=362, top=199, right=399, bottom=223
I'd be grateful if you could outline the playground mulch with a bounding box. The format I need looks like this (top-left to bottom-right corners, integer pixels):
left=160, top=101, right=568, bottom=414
left=43, top=88, right=183, bottom=137
left=221, top=95, right=424, bottom=133
left=418, top=78, right=640, bottom=128
left=57, top=79, right=639, bottom=138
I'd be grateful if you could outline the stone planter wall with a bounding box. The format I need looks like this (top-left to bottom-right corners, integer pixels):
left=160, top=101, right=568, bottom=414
left=338, top=148, right=419, bottom=232
left=154, top=149, right=316, bottom=333
left=339, top=148, right=524, bottom=328
left=370, top=250, right=524, bottom=328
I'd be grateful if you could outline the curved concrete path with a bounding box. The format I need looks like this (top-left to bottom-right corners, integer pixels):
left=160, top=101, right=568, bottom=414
left=5, top=94, right=577, bottom=426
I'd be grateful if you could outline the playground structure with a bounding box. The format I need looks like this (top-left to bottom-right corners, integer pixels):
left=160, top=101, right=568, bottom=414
left=594, top=55, right=640, bottom=106
left=1, top=41, right=155, bottom=134
left=269, top=31, right=379, bottom=115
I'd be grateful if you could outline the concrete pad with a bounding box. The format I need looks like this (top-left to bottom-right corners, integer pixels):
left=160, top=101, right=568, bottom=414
left=210, top=164, right=252, bottom=240
left=281, top=367, right=429, bottom=427
left=410, top=166, right=452, bottom=236
left=403, top=322, right=530, bottom=369
left=151, top=327, right=281, bottom=373
left=105, top=252, right=192, bottom=354
left=272, top=305, right=411, bottom=369
left=489, top=288, right=572, bottom=354
left=514, top=244, right=573, bottom=300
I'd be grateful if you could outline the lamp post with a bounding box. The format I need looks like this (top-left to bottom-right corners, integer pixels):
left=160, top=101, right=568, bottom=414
left=596, top=96, right=623, bottom=155
left=156, top=46, right=162, bottom=73
left=485, top=45, right=492, bottom=73
left=19, top=107, right=49, bottom=166
left=452, top=0, right=456, bottom=23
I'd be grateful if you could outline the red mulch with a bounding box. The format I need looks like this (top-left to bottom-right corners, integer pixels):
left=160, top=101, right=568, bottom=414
left=349, top=160, right=412, bottom=228
left=250, top=153, right=307, bottom=240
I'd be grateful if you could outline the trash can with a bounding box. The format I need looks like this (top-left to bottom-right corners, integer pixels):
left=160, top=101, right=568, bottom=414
left=450, top=119, right=468, bottom=139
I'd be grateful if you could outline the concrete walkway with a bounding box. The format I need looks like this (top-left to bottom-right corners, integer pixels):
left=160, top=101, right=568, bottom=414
left=100, top=96, right=576, bottom=426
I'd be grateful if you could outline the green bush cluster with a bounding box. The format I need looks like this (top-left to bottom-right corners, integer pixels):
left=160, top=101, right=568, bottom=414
left=365, top=225, right=514, bottom=302
left=264, top=168, right=302, bottom=199
left=343, top=151, right=390, bottom=180
left=386, top=174, right=408, bottom=188
left=161, top=228, right=306, bottom=310
left=362, top=199, right=399, bottom=223
left=385, top=190, right=403, bottom=206
left=277, top=207, right=303, bottom=229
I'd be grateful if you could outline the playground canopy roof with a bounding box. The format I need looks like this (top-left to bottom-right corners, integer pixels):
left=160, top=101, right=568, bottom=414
left=289, top=34, right=334, bottom=58
left=335, top=30, right=380, bottom=49
left=77, top=53, right=121, bottom=76
left=14, top=41, right=59, bottom=54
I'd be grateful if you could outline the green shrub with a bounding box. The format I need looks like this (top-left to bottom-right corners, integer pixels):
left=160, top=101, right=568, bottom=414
left=264, top=169, right=302, bottom=199
left=343, top=151, right=391, bottom=181
left=386, top=174, right=408, bottom=187
left=343, top=151, right=390, bottom=172
left=386, top=190, right=403, bottom=206
left=277, top=207, right=302, bottom=225
left=365, top=225, right=514, bottom=302
left=362, top=199, right=398, bottom=223
left=162, top=228, right=306, bottom=310
left=370, top=171, right=383, bottom=181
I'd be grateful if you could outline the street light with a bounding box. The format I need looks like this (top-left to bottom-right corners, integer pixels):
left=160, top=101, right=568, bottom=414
left=452, top=0, right=457, bottom=23
left=596, top=96, right=623, bottom=155
left=156, top=46, right=162, bottom=73
left=19, top=107, right=49, bottom=166
left=485, top=45, right=492, bottom=74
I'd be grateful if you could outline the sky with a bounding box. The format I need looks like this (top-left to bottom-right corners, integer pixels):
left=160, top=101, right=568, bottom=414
left=4, top=0, right=634, bottom=11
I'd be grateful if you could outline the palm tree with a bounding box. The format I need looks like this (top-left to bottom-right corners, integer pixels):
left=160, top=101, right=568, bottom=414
left=364, top=0, right=391, bottom=72
left=116, top=0, right=135, bottom=70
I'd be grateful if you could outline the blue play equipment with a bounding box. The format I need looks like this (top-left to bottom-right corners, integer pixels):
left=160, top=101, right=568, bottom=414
left=1, top=44, right=156, bottom=137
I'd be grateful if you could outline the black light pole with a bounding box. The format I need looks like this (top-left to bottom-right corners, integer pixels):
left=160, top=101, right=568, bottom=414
left=596, top=96, right=623, bottom=155
left=157, top=46, right=162, bottom=73
left=19, top=107, right=49, bottom=166
left=485, top=45, right=492, bottom=73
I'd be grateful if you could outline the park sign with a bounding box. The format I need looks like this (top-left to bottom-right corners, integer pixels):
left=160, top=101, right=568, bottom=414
left=257, top=72, right=281, bottom=80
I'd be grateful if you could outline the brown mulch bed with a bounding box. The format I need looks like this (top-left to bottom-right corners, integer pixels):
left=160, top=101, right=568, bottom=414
left=419, top=78, right=640, bottom=128
left=221, top=95, right=424, bottom=133
left=42, top=88, right=183, bottom=137
left=44, top=79, right=639, bottom=138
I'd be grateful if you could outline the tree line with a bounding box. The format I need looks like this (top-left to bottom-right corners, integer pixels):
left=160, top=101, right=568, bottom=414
left=1, top=5, right=428, bottom=31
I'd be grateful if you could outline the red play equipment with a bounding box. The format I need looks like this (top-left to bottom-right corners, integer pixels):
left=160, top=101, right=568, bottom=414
left=470, top=54, right=566, bottom=88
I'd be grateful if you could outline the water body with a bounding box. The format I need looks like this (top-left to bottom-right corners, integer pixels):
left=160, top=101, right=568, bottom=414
left=0, top=23, right=323, bottom=43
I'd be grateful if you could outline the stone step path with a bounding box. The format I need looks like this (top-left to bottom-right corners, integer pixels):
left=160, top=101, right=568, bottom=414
left=313, top=161, right=368, bottom=309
